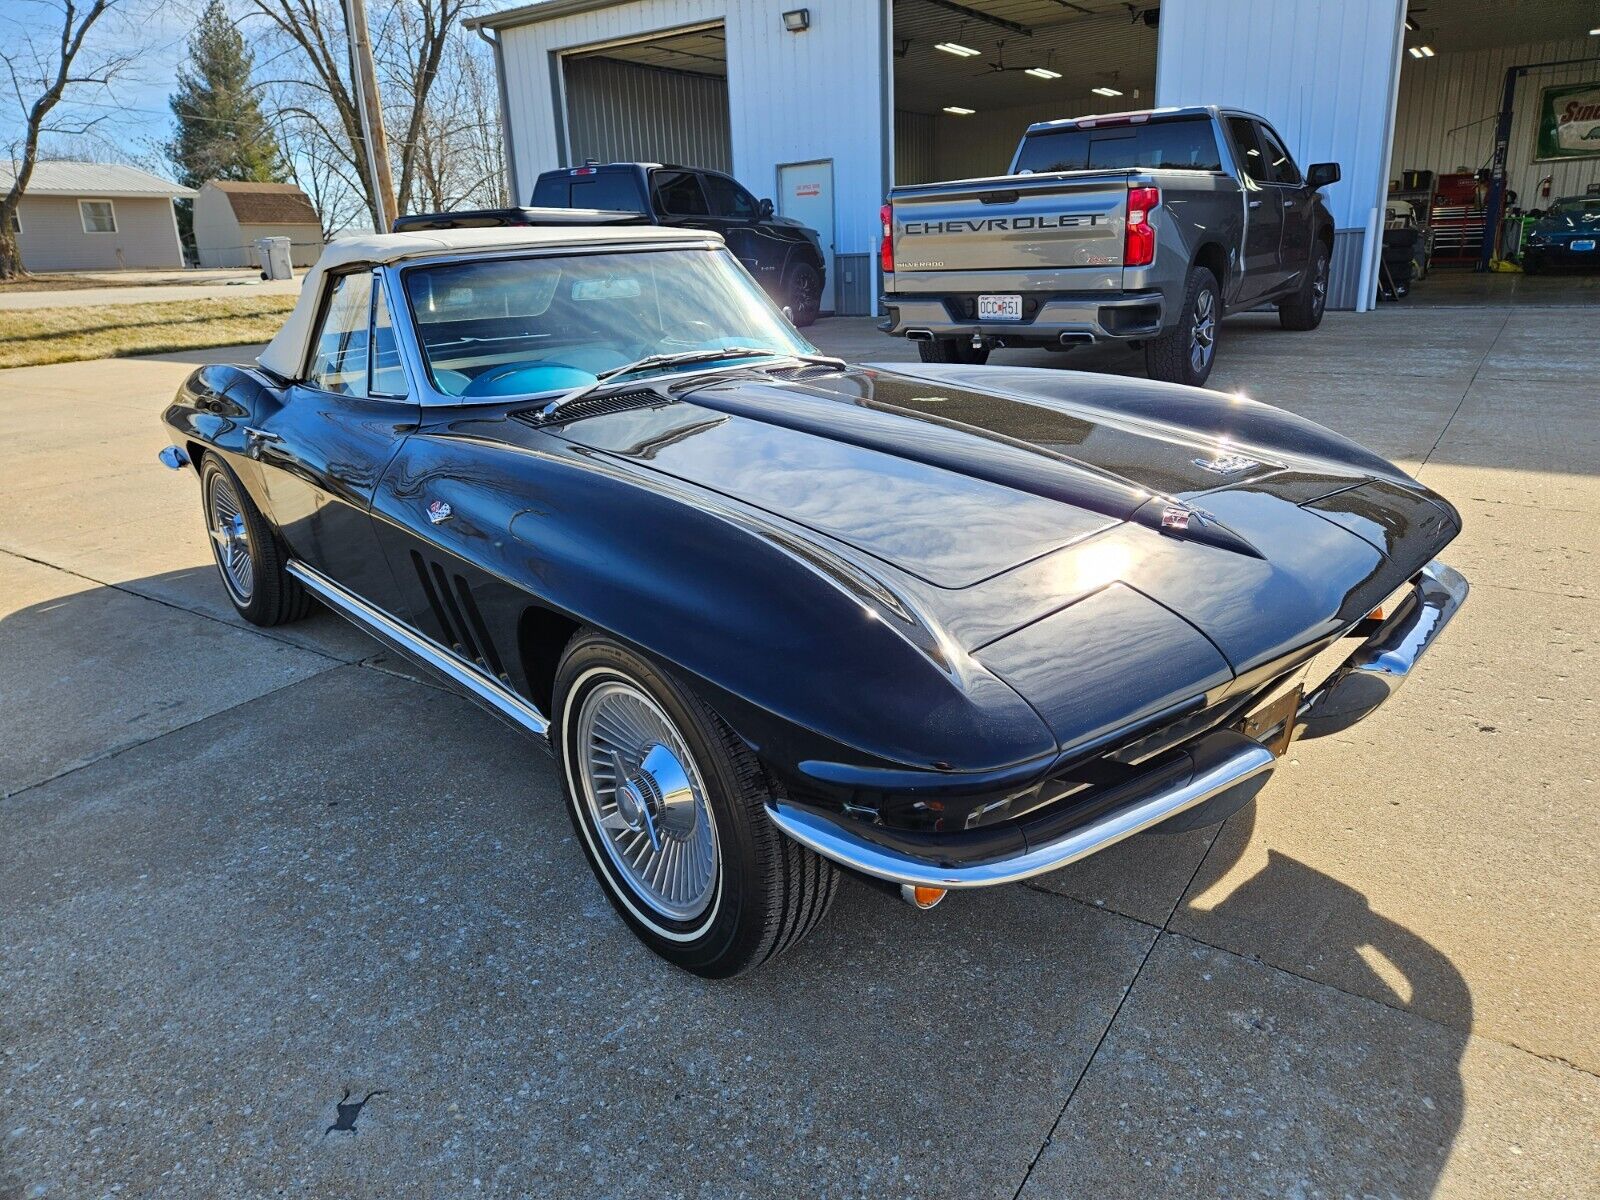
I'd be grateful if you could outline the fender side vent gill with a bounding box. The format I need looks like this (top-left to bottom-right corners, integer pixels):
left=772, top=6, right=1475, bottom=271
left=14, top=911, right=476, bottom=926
left=409, top=551, right=508, bottom=679
left=512, top=389, right=667, bottom=428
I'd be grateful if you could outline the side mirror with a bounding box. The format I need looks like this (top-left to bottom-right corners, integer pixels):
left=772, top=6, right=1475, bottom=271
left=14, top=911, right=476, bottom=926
left=782, top=305, right=795, bottom=324
left=1307, top=162, right=1341, bottom=190
left=758, top=198, right=775, bottom=220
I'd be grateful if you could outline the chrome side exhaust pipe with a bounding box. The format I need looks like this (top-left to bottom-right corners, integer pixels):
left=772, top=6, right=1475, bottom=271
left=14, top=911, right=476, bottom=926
left=158, top=445, right=190, bottom=470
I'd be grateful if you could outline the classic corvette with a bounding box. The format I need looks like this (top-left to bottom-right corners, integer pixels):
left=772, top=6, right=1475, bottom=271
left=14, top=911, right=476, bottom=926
left=1521, top=195, right=1600, bottom=273
left=159, top=219, right=1468, bottom=977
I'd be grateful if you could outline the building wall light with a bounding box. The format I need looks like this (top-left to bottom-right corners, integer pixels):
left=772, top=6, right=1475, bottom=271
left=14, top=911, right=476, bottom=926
left=782, top=8, right=810, bottom=33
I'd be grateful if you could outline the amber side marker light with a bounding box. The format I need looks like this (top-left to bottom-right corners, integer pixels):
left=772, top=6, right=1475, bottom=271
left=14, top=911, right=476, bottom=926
left=901, top=885, right=948, bottom=910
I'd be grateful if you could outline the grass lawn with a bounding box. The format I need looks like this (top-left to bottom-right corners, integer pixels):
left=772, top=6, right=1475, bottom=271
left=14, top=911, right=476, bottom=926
left=0, top=295, right=297, bottom=368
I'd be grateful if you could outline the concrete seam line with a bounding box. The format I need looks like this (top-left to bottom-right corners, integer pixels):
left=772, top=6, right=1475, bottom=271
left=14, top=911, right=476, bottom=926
left=0, top=663, right=345, bottom=803
left=1419, top=309, right=1513, bottom=471
left=0, top=544, right=350, bottom=666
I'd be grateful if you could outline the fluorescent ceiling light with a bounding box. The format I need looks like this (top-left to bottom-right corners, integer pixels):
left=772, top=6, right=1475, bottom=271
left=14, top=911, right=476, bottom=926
left=943, top=105, right=975, bottom=115
left=1404, top=15, right=1418, bottom=30
left=1408, top=46, right=1423, bottom=57
left=1025, top=67, right=1062, bottom=80
left=1091, top=86, right=1123, bottom=97
left=935, top=42, right=980, bottom=57
left=1590, top=27, right=1599, bottom=34
left=1419, top=44, right=1434, bottom=56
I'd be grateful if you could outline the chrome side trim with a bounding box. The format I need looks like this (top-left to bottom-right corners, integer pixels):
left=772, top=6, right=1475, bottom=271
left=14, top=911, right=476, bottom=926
left=767, top=737, right=1277, bottom=890
left=285, top=559, right=550, bottom=738
left=1298, top=558, right=1469, bottom=739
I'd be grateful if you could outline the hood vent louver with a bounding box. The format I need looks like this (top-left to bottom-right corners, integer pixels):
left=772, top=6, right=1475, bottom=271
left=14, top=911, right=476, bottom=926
left=512, top=389, right=667, bottom=429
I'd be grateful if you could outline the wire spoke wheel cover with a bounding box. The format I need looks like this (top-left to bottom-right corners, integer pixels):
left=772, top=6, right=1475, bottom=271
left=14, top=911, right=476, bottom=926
left=1190, top=286, right=1217, bottom=374
left=205, top=470, right=255, bottom=604
left=575, top=679, right=720, bottom=922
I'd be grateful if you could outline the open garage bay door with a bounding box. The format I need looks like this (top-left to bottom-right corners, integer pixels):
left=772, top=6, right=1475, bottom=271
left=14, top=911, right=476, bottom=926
left=562, top=25, right=732, bottom=174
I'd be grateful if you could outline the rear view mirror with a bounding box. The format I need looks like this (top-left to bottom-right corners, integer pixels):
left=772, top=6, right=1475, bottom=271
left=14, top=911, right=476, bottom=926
left=758, top=198, right=775, bottom=220
left=1307, top=162, right=1341, bottom=189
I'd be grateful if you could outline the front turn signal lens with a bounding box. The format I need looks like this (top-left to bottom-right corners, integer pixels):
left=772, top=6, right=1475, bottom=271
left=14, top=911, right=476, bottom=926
left=901, top=884, right=948, bottom=910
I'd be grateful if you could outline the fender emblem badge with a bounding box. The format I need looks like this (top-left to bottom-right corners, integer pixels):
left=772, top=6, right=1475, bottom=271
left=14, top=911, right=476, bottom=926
left=1160, top=505, right=1193, bottom=531
left=1192, top=452, right=1260, bottom=475
left=427, top=500, right=453, bottom=525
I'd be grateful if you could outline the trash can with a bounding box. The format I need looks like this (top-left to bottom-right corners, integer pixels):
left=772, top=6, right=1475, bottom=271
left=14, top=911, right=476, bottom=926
left=255, top=236, right=294, bottom=281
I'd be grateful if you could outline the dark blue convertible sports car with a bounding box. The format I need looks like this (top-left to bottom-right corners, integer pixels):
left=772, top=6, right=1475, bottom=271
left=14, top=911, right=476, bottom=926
left=159, top=219, right=1468, bottom=977
left=1523, top=195, right=1600, bottom=272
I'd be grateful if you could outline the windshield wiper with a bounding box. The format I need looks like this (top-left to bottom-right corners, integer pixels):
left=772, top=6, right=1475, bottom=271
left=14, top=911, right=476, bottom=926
left=538, top=347, right=845, bottom=420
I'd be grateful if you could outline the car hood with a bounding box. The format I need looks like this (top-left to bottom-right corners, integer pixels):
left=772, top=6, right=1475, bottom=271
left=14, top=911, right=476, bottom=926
left=548, top=361, right=1458, bottom=742
left=1532, top=211, right=1600, bottom=236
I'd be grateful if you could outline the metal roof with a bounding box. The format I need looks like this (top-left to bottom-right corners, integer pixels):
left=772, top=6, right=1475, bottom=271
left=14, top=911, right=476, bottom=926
left=1, top=160, right=195, bottom=199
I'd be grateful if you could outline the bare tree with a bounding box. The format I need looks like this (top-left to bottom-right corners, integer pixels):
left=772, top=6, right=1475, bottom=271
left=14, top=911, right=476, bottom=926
left=403, top=24, right=506, bottom=212
left=246, top=0, right=479, bottom=230
left=1, top=0, right=144, bottom=278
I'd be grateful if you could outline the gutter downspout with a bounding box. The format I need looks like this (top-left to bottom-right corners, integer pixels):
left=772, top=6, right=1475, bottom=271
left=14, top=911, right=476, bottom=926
left=475, top=24, right=521, bottom=206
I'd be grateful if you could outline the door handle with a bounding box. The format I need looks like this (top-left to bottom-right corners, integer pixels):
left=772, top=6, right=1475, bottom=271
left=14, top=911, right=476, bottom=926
left=1248, top=199, right=1263, bottom=209
left=1283, top=199, right=1297, bottom=209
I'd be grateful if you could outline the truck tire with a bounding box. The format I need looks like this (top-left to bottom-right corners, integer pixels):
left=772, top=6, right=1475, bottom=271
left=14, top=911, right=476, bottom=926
left=1279, top=241, right=1330, bottom=331
left=916, top=337, right=990, bottom=365
left=1144, top=266, right=1219, bottom=387
left=785, top=262, right=822, bottom=327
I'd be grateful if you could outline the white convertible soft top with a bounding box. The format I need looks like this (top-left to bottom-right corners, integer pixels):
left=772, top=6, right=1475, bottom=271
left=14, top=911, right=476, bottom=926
left=256, top=224, right=717, bottom=379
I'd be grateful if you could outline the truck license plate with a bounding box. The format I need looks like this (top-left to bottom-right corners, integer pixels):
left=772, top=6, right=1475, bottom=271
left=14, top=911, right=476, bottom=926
left=1572, top=239, right=1596, bottom=252
left=978, top=294, right=1023, bottom=320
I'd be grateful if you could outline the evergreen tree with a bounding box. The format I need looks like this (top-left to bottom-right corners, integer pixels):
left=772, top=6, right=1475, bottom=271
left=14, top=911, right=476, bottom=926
left=166, top=0, right=285, bottom=188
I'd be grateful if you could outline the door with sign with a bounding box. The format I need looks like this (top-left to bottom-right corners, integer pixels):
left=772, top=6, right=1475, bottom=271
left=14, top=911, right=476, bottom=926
left=777, top=160, right=835, bottom=316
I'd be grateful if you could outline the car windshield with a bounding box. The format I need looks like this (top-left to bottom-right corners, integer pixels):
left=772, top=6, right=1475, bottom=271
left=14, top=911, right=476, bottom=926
left=1547, top=198, right=1599, bottom=218
left=401, top=247, right=815, bottom=399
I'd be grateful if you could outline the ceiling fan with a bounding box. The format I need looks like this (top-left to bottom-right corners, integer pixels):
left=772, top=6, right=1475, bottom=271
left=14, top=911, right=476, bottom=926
left=972, top=40, right=1034, bottom=75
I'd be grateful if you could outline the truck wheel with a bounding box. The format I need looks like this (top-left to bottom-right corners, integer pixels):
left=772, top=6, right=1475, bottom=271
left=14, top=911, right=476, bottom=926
left=785, top=263, right=822, bottom=327
left=916, top=336, right=990, bottom=365
left=1144, top=267, right=1219, bottom=386
left=553, top=630, right=839, bottom=978
left=1279, top=242, right=1330, bottom=331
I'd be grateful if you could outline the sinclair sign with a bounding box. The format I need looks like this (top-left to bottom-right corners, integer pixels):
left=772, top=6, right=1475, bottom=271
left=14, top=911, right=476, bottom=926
left=1536, top=81, right=1600, bottom=162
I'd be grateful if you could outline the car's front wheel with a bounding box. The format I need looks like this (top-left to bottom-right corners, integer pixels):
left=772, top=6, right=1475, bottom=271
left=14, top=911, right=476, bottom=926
left=199, top=452, right=314, bottom=626
left=553, top=631, right=838, bottom=977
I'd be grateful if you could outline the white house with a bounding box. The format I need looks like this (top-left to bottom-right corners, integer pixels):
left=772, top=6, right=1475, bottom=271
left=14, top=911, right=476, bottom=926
left=193, top=180, right=323, bottom=269
left=2, top=161, right=191, bottom=271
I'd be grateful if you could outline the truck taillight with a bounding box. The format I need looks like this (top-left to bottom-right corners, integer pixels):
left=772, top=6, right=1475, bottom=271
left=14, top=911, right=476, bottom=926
left=880, top=203, right=894, bottom=274
left=1125, top=185, right=1159, bottom=268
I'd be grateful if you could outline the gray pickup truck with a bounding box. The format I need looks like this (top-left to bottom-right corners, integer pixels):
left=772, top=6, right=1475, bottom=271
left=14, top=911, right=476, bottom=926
left=878, top=106, right=1341, bottom=386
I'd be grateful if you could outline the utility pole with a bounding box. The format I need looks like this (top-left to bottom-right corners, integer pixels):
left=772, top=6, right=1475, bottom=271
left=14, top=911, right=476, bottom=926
left=344, top=0, right=398, bottom=232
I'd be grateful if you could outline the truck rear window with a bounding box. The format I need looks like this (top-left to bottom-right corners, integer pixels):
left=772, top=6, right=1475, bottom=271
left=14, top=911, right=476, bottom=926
left=530, top=172, right=645, bottom=212
left=1014, top=117, right=1223, bottom=175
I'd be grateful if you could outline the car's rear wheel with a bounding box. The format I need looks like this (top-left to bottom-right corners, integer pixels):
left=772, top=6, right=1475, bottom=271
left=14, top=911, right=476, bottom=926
left=199, top=452, right=314, bottom=626
left=785, top=262, right=822, bottom=327
left=553, top=630, right=838, bottom=978
left=1279, top=241, right=1330, bottom=330
left=916, top=336, right=990, bottom=365
left=1145, top=266, right=1219, bottom=386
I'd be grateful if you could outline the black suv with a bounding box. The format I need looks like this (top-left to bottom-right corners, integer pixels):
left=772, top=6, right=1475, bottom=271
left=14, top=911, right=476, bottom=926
left=532, top=163, right=827, bottom=326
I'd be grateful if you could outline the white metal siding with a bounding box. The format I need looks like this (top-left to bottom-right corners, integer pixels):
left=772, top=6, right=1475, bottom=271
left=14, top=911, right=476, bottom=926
left=1156, top=0, right=1407, bottom=311
left=564, top=56, right=732, bottom=172
left=497, top=0, right=886, bottom=278
left=1390, top=38, right=1600, bottom=206
left=12, top=195, right=184, bottom=271
left=193, top=182, right=244, bottom=267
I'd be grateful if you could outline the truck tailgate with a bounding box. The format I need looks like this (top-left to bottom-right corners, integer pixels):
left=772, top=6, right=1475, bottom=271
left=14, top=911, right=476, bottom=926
left=890, top=171, right=1130, bottom=275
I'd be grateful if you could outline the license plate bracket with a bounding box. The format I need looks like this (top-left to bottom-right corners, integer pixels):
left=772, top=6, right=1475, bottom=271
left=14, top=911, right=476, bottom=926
left=978, top=293, right=1023, bottom=321
left=1241, top=685, right=1304, bottom=758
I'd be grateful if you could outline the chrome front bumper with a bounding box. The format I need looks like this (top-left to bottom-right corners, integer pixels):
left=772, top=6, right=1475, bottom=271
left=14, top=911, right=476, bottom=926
left=1297, top=559, right=1470, bottom=738
left=766, top=559, right=1468, bottom=890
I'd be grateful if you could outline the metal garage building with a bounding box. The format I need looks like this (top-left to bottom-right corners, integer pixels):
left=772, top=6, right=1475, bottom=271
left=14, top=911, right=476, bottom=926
left=467, top=0, right=1600, bottom=315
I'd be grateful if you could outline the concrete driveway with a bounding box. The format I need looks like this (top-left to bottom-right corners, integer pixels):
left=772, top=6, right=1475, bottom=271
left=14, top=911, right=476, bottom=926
left=2, top=308, right=1596, bottom=1198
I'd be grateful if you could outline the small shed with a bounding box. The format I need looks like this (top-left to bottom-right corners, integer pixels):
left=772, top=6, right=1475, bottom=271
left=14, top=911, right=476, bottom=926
left=1, top=161, right=192, bottom=271
left=194, top=180, right=322, bottom=269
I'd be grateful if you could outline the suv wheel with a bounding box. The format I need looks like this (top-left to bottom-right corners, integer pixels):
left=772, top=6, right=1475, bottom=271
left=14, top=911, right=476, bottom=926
left=786, top=263, right=822, bottom=327
left=916, top=336, right=991, bottom=365
left=1145, top=267, right=1219, bottom=386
